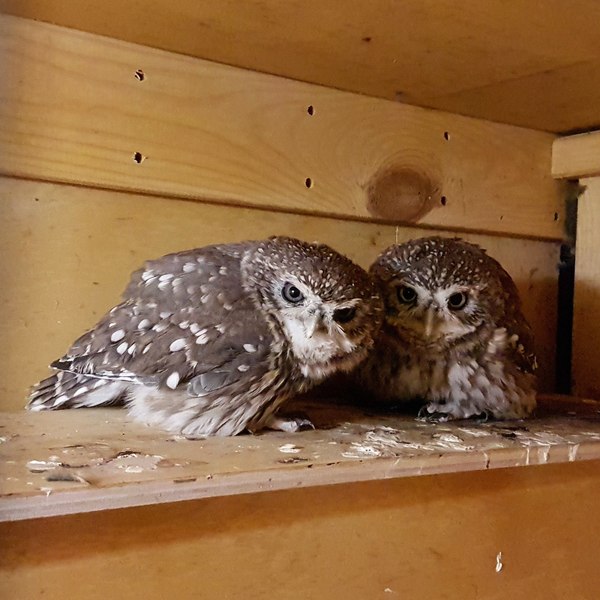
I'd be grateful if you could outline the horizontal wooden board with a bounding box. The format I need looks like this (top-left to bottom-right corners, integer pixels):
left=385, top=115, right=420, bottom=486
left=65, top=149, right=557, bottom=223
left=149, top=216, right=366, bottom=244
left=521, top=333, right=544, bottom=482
left=428, top=59, right=600, bottom=134
left=0, top=177, right=560, bottom=410
left=0, top=14, right=565, bottom=239
left=2, top=395, right=600, bottom=521
left=552, top=131, right=600, bottom=178
left=1, top=458, right=600, bottom=599
left=1, top=1, right=600, bottom=132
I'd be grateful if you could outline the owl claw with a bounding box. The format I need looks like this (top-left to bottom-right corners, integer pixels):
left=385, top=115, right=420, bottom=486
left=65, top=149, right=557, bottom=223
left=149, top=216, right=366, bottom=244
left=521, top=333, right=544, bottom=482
left=266, top=415, right=315, bottom=433
left=416, top=404, right=450, bottom=423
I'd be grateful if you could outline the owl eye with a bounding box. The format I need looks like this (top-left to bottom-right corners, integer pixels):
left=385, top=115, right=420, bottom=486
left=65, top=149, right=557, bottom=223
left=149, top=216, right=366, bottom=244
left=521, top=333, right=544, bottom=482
left=447, top=292, right=468, bottom=310
left=333, top=306, right=356, bottom=324
left=281, top=282, right=304, bottom=304
left=397, top=285, right=417, bottom=304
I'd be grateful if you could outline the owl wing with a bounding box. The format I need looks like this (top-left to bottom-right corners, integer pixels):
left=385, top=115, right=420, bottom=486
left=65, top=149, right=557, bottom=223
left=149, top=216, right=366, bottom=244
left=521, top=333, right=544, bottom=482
left=51, top=243, right=276, bottom=397
left=497, top=270, right=537, bottom=375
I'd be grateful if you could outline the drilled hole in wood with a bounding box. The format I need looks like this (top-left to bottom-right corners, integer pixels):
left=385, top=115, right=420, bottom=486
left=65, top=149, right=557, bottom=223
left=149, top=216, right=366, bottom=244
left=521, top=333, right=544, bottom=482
left=362, top=36, right=372, bottom=43
left=305, top=177, right=313, bottom=189
left=307, top=105, right=314, bottom=116
left=443, top=131, right=450, bottom=140
left=134, top=69, right=145, bottom=81
left=440, top=196, right=447, bottom=206
left=554, top=212, right=559, bottom=221
left=133, top=152, right=145, bottom=164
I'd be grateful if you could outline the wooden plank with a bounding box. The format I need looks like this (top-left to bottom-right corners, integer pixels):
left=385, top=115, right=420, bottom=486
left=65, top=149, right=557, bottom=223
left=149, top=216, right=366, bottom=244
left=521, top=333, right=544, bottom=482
left=552, top=131, right=600, bottom=179
left=428, top=60, right=600, bottom=134
left=2, top=0, right=600, bottom=132
left=1, top=396, right=600, bottom=522
left=0, top=177, right=560, bottom=410
left=0, top=14, right=565, bottom=239
left=572, top=177, right=600, bottom=398
left=1, top=461, right=600, bottom=600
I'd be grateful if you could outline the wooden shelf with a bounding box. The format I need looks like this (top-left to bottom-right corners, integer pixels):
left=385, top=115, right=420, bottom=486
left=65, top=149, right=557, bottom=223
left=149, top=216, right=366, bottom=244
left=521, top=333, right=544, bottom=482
left=2, top=395, right=600, bottom=522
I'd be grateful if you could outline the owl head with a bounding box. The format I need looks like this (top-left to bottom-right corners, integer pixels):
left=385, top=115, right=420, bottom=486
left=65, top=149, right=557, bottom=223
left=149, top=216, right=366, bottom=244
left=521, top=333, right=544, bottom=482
left=243, top=236, right=383, bottom=380
left=372, top=237, right=522, bottom=349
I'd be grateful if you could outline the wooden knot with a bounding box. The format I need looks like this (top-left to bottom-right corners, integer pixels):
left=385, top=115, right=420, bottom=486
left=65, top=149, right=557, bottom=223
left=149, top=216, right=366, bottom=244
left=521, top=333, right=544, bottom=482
left=366, top=168, right=438, bottom=222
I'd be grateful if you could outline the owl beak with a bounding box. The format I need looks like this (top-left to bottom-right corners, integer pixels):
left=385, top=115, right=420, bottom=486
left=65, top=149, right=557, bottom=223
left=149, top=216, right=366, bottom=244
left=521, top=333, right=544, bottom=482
left=305, top=311, right=326, bottom=338
left=423, top=306, right=436, bottom=338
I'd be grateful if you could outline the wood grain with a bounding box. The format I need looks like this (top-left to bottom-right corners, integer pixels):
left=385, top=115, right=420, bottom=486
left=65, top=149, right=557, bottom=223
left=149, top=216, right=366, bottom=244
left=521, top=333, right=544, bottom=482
left=2, top=396, right=600, bottom=521
left=553, top=131, right=600, bottom=179
left=572, top=177, right=600, bottom=398
left=1, top=0, right=600, bottom=132
left=0, top=14, right=565, bottom=239
left=0, top=177, right=560, bottom=410
left=1, top=459, right=600, bottom=599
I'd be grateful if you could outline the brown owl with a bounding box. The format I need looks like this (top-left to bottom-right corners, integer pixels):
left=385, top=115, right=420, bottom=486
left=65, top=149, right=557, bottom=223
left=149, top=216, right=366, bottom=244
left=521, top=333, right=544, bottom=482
left=28, top=237, right=383, bottom=437
left=355, top=236, right=537, bottom=420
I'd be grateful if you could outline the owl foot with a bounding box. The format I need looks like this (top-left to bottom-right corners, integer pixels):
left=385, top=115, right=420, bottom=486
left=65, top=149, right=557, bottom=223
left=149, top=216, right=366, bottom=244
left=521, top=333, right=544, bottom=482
left=416, top=404, right=450, bottom=423
left=265, top=414, right=315, bottom=433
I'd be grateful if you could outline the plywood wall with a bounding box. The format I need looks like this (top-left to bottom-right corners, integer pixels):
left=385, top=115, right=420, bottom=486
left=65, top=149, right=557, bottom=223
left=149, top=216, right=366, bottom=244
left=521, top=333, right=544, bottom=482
left=0, top=177, right=559, bottom=410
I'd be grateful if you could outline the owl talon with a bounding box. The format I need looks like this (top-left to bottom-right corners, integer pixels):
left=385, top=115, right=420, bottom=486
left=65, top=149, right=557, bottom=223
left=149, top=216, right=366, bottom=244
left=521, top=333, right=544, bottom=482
left=266, top=415, right=315, bottom=433
left=415, top=404, right=451, bottom=422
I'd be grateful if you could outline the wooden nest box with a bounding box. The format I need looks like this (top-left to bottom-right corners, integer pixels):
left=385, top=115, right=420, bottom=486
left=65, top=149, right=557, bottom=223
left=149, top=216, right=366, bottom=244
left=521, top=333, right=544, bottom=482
left=1, top=2, right=599, bottom=598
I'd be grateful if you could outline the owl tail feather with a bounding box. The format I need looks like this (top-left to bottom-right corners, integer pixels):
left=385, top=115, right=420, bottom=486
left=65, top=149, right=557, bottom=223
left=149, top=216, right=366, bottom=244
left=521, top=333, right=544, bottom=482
left=27, top=371, right=127, bottom=411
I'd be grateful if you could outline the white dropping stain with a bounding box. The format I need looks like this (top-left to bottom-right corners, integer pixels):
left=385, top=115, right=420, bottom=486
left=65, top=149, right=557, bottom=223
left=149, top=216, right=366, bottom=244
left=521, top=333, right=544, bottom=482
left=279, top=443, right=302, bottom=454
left=568, top=444, right=579, bottom=462
left=495, top=552, right=503, bottom=573
left=27, top=459, right=61, bottom=472
left=40, top=487, right=53, bottom=497
left=124, top=465, right=144, bottom=474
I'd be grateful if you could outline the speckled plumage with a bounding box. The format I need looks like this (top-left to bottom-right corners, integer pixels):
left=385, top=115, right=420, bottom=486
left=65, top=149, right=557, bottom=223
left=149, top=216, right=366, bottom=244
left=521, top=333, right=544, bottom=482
left=356, top=236, right=537, bottom=420
left=28, top=237, right=383, bottom=436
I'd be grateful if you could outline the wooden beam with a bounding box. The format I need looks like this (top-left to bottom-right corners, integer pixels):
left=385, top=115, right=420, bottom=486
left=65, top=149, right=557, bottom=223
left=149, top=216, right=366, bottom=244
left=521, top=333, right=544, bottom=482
left=0, top=14, right=564, bottom=239
left=572, top=177, right=600, bottom=398
left=552, top=131, right=600, bottom=179
left=0, top=177, right=560, bottom=410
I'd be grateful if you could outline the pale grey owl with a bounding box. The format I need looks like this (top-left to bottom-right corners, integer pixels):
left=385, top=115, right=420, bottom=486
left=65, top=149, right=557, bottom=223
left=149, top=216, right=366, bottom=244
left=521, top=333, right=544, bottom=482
left=356, top=236, right=537, bottom=420
left=28, top=237, right=383, bottom=437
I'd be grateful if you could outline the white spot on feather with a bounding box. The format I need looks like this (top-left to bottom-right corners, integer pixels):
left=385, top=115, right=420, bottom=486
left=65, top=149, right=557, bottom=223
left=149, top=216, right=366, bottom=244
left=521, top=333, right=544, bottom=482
left=195, top=329, right=209, bottom=344
left=166, top=372, right=180, bottom=389
left=138, top=319, right=151, bottom=330
left=110, top=329, right=125, bottom=342
left=116, top=342, right=128, bottom=355
left=237, top=364, right=250, bottom=372
left=243, top=344, right=257, bottom=353
left=183, top=262, right=196, bottom=273
left=169, top=338, right=187, bottom=352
